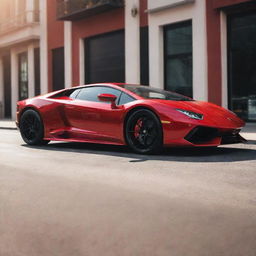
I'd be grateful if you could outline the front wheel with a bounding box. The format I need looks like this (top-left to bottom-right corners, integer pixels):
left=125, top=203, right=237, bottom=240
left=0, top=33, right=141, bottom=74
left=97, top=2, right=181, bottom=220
left=20, top=109, right=49, bottom=146
left=125, top=109, right=163, bottom=154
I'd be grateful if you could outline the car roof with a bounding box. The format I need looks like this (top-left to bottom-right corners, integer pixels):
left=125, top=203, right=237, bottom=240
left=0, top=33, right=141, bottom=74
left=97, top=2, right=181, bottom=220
left=75, top=83, right=139, bottom=88
left=70, top=83, right=143, bottom=99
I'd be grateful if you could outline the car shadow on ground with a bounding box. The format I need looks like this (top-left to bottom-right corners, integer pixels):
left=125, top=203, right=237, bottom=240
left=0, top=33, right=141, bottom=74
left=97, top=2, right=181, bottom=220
left=22, top=140, right=256, bottom=163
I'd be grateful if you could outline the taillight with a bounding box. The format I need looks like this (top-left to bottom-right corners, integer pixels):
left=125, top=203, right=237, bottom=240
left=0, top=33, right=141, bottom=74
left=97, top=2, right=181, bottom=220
left=16, top=104, right=20, bottom=112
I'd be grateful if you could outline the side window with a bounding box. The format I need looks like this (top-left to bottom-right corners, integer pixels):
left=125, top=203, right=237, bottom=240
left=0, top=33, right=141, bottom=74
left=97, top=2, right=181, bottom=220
left=76, top=86, right=122, bottom=103
left=69, top=89, right=81, bottom=99
left=118, top=92, right=135, bottom=105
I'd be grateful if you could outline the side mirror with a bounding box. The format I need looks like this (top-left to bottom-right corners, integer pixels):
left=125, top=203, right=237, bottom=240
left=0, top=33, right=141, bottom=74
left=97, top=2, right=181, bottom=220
left=98, top=93, right=117, bottom=108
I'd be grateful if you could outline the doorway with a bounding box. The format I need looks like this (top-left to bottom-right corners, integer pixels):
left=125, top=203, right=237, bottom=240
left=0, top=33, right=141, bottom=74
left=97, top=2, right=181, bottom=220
left=228, top=11, right=256, bottom=121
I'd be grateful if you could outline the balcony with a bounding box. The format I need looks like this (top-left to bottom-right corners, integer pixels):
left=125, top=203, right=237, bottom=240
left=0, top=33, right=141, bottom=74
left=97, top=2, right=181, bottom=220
left=0, top=11, right=40, bottom=36
left=147, top=0, right=195, bottom=13
left=57, top=0, right=124, bottom=21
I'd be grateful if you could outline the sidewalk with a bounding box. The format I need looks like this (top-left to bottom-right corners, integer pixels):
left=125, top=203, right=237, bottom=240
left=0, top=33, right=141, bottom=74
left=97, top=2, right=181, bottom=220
left=0, top=119, right=255, bottom=140
left=0, top=120, right=17, bottom=130
left=241, top=123, right=256, bottom=141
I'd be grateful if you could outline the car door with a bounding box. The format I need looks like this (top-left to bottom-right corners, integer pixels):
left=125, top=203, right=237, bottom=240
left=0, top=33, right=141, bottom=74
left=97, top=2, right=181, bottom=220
left=65, top=86, right=125, bottom=144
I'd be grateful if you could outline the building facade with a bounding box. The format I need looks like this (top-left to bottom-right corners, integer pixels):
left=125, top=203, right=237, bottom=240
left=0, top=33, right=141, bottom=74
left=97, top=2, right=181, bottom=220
left=1, top=0, right=256, bottom=122
left=206, top=0, right=256, bottom=121
left=0, top=0, right=41, bottom=119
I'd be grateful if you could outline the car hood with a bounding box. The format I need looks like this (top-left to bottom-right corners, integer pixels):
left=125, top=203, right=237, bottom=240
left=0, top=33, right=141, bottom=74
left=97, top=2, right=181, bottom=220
left=151, top=99, right=245, bottom=128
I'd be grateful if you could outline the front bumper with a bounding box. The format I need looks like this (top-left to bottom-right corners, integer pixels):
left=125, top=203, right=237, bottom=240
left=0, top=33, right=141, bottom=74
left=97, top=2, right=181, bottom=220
left=184, top=126, right=247, bottom=146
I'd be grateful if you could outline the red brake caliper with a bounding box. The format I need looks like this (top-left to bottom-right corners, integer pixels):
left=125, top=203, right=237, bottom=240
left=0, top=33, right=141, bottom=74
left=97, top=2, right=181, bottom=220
left=134, top=119, right=143, bottom=139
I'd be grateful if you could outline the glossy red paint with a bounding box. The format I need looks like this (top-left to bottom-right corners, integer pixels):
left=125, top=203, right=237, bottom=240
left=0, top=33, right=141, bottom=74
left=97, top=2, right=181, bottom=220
left=16, top=83, right=246, bottom=148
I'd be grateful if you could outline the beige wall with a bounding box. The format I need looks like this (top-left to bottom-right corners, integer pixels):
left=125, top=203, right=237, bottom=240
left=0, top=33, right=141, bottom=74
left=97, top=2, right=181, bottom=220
left=148, top=0, right=208, bottom=101
left=0, top=0, right=16, bottom=22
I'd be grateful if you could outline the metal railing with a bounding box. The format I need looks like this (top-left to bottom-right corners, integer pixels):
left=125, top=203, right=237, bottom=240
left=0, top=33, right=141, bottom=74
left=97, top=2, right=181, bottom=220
left=0, top=11, right=40, bottom=36
left=57, top=0, right=124, bottom=20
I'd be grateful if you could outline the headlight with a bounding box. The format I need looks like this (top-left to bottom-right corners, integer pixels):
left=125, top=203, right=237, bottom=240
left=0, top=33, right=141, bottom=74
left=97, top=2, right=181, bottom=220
left=176, top=109, right=203, bottom=120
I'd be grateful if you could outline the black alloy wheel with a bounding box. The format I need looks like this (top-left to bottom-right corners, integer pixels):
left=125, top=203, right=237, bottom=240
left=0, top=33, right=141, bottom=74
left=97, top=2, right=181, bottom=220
left=125, top=109, right=163, bottom=154
left=20, top=109, right=49, bottom=145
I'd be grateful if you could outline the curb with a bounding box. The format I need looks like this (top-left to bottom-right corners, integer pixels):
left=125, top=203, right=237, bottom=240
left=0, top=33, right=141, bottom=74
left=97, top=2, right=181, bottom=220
left=0, top=127, right=17, bottom=130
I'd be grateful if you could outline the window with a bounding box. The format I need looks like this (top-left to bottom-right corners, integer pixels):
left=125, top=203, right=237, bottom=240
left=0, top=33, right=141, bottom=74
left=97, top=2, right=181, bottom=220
left=124, top=85, right=192, bottom=101
left=140, top=27, right=149, bottom=85
left=18, top=52, right=28, bottom=100
left=69, top=89, right=81, bottom=99
left=34, top=48, right=40, bottom=96
left=3, top=54, right=11, bottom=118
left=76, top=86, right=122, bottom=103
left=164, top=20, right=193, bottom=98
left=118, top=93, right=135, bottom=105
left=50, top=88, right=81, bottom=99
left=228, top=12, right=256, bottom=121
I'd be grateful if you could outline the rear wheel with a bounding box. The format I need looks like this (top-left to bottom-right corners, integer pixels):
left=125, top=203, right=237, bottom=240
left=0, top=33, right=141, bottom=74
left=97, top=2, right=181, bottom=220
left=125, top=109, right=163, bottom=154
left=20, top=109, right=49, bottom=145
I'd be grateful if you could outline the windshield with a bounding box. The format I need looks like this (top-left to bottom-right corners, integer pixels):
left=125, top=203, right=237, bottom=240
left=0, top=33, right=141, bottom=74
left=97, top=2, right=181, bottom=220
left=122, top=85, right=193, bottom=101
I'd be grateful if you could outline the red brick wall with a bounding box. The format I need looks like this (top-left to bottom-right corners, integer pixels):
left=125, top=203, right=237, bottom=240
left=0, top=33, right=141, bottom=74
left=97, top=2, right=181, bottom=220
left=71, top=9, right=125, bottom=86
left=206, top=0, right=253, bottom=105
left=47, top=0, right=64, bottom=91
left=47, top=2, right=149, bottom=88
left=140, top=0, right=148, bottom=27
left=212, top=0, right=251, bottom=9
left=206, top=0, right=222, bottom=105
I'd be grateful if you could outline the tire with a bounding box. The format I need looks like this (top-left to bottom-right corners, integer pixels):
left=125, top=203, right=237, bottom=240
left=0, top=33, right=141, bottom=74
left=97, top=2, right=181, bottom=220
left=20, top=109, right=50, bottom=146
left=125, top=109, right=163, bottom=154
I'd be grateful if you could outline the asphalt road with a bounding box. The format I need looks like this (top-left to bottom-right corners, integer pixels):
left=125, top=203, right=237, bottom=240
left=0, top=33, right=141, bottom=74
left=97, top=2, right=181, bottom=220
left=0, top=129, right=256, bottom=256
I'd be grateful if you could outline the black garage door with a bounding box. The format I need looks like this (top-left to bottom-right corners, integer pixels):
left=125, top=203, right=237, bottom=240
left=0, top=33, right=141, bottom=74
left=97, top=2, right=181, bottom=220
left=228, top=11, right=256, bottom=121
left=52, top=47, right=65, bottom=91
left=85, top=30, right=125, bottom=84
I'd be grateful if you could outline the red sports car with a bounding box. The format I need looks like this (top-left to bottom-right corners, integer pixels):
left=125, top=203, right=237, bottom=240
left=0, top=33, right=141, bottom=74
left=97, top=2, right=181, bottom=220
left=16, top=83, right=246, bottom=154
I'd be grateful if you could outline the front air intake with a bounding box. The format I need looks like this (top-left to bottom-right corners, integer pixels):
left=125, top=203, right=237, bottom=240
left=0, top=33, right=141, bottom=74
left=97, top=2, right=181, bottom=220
left=185, top=126, right=219, bottom=144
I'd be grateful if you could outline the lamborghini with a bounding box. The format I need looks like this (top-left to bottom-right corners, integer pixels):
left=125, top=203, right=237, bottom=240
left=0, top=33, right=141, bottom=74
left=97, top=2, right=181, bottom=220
left=16, top=83, right=246, bottom=154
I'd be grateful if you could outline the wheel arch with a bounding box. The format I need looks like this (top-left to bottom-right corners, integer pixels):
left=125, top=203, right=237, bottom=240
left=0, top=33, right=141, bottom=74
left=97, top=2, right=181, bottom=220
left=18, top=106, right=44, bottom=128
left=19, top=106, right=50, bottom=145
left=123, top=106, right=163, bottom=144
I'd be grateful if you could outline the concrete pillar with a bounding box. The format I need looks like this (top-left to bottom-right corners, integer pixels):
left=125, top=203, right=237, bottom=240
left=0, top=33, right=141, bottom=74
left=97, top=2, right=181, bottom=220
left=64, top=21, right=72, bottom=88
left=0, top=58, right=4, bottom=119
left=26, top=0, right=35, bottom=23
left=28, top=44, right=35, bottom=98
left=192, top=0, right=208, bottom=101
left=11, top=49, right=18, bottom=120
left=79, top=38, right=85, bottom=85
left=148, top=25, right=164, bottom=89
left=39, top=0, right=48, bottom=94
left=14, top=0, right=19, bottom=16
left=220, top=11, right=228, bottom=108
left=125, top=0, right=140, bottom=84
